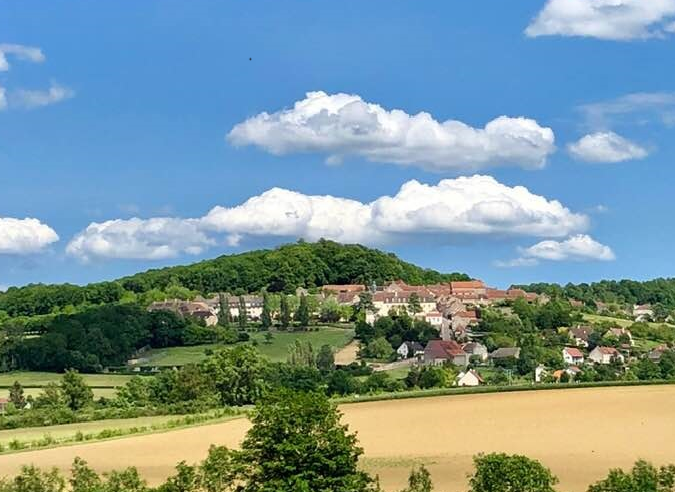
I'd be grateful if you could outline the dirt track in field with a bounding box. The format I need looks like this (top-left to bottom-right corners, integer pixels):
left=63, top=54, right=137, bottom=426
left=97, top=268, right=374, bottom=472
left=1, top=386, right=674, bottom=491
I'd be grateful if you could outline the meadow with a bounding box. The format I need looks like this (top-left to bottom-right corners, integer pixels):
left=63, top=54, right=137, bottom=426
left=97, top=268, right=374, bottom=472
left=1, top=385, right=673, bottom=491
left=139, top=326, right=355, bottom=366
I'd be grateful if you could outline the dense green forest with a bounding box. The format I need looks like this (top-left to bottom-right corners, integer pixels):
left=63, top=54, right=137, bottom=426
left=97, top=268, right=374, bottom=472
left=1, top=305, right=188, bottom=372
left=0, top=240, right=468, bottom=318
left=118, top=239, right=469, bottom=294
left=515, top=278, right=675, bottom=310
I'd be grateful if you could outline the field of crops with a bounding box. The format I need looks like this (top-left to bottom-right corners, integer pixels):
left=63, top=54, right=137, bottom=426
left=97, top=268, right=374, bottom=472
left=1, top=385, right=674, bottom=491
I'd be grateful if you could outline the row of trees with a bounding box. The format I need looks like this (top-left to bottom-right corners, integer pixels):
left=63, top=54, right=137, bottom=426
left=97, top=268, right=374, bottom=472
left=516, top=277, right=675, bottom=312
left=0, top=389, right=671, bottom=492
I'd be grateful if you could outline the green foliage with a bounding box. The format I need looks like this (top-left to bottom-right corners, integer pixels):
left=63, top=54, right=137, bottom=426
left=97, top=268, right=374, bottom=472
left=407, top=293, right=422, bottom=316
left=316, top=344, right=335, bottom=373
left=469, top=453, right=559, bottom=492
left=261, top=293, right=272, bottom=329
left=279, top=295, right=291, bottom=329
left=0, top=464, right=66, bottom=492
left=200, top=345, right=269, bottom=406
left=237, top=296, right=248, bottom=329
left=237, top=390, right=379, bottom=492
left=8, top=381, right=25, bottom=408
left=0, top=282, right=125, bottom=318
left=2, top=305, right=189, bottom=372
left=516, top=278, right=675, bottom=311
left=362, top=337, right=394, bottom=360
left=60, top=370, right=93, bottom=411
left=400, top=466, right=433, bottom=492
left=286, top=340, right=316, bottom=368
left=295, top=294, right=311, bottom=327
left=118, top=240, right=468, bottom=295
left=356, top=313, right=437, bottom=354
left=218, top=294, right=230, bottom=328
left=587, top=460, right=675, bottom=492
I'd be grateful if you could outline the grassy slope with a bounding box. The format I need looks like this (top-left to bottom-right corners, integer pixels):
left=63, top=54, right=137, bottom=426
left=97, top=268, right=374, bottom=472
left=0, top=373, right=133, bottom=388
left=0, top=415, right=183, bottom=446
left=141, top=327, right=355, bottom=366
left=582, top=313, right=675, bottom=328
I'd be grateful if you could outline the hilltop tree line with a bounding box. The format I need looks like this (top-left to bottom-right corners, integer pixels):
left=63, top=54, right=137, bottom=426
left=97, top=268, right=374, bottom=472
left=0, top=240, right=468, bottom=319
left=0, top=389, right=672, bottom=492
left=515, top=277, right=675, bottom=310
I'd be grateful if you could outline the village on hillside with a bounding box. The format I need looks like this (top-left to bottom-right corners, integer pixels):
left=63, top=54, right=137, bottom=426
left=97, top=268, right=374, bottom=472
left=144, top=279, right=674, bottom=389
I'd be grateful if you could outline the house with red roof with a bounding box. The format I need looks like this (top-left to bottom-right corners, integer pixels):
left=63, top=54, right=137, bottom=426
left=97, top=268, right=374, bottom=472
left=562, top=347, right=585, bottom=365
left=424, top=340, right=469, bottom=368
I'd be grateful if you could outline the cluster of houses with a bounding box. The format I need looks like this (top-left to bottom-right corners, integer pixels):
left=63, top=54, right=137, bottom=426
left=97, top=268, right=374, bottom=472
left=147, top=279, right=542, bottom=333
left=393, top=320, right=673, bottom=387
left=324, top=279, right=542, bottom=339
left=147, top=295, right=265, bottom=326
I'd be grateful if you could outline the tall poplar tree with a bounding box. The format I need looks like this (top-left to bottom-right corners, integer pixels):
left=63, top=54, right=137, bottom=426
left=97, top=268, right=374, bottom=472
left=238, top=296, right=248, bottom=330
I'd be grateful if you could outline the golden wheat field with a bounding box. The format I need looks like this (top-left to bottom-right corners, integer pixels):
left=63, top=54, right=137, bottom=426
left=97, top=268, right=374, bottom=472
left=1, top=386, right=674, bottom=491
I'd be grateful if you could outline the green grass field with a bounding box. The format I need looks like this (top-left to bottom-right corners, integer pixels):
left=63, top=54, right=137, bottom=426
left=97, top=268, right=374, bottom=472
left=582, top=313, right=675, bottom=328
left=141, top=327, right=355, bottom=366
left=0, top=372, right=133, bottom=388
left=0, top=415, right=183, bottom=446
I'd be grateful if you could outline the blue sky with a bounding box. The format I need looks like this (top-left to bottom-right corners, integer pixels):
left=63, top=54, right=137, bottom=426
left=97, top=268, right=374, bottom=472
left=1, top=0, right=675, bottom=289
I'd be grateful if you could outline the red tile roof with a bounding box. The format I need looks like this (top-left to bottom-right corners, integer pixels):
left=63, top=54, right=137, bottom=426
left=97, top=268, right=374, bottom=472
left=425, top=340, right=466, bottom=358
left=563, top=347, right=584, bottom=358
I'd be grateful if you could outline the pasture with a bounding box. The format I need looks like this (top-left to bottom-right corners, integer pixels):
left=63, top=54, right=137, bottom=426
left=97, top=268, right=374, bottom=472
left=1, top=385, right=674, bottom=491
left=140, top=326, right=355, bottom=366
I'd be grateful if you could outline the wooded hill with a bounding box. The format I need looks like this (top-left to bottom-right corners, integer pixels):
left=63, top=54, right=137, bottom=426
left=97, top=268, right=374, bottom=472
left=515, top=278, right=675, bottom=311
left=0, top=240, right=469, bottom=318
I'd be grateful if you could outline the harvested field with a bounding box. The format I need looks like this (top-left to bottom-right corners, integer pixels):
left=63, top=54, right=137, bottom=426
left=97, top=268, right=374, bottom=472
left=1, top=385, right=674, bottom=491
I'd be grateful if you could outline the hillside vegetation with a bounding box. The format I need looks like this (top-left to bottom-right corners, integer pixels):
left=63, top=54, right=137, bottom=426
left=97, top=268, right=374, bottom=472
left=118, top=239, right=469, bottom=294
left=0, top=240, right=468, bottom=318
left=515, top=278, right=675, bottom=310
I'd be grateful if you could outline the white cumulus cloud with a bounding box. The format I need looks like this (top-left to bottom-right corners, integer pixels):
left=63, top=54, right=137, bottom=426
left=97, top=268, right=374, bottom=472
left=227, top=91, right=556, bottom=172
left=68, top=176, right=589, bottom=261
left=11, top=82, right=75, bottom=109
left=0, top=86, right=6, bottom=111
left=526, top=0, right=675, bottom=40
left=0, top=217, right=59, bottom=255
left=66, top=218, right=215, bottom=262
left=0, top=43, right=45, bottom=71
left=568, top=131, right=648, bottom=163
left=498, top=234, right=615, bottom=267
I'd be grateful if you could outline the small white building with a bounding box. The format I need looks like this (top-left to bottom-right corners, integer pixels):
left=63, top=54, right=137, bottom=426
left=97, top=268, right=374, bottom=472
left=534, top=365, right=548, bottom=383
left=633, top=304, right=654, bottom=322
left=588, top=346, right=624, bottom=365
left=424, top=311, right=444, bottom=327
left=396, top=341, right=424, bottom=360
left=456, top=369, right=484, bottom=387
left=562, top=347, right=585, bottom=365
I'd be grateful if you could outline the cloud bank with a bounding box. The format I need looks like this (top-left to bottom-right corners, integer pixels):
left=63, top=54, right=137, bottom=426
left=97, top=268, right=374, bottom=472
left=228, top=91, right=556, bottom=172
left=526, top=0, right=675, bottom=40
left=568, top=131, right=648, bottom=163
left=497, top=234, right=615, bottom=267
left=66, top=218, right=215, bottom=262
left=0, top=217, right=59, bottom=255
left=67, top=175, right=589, bottom=261
left=0, top=43, right=45, bottom=71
